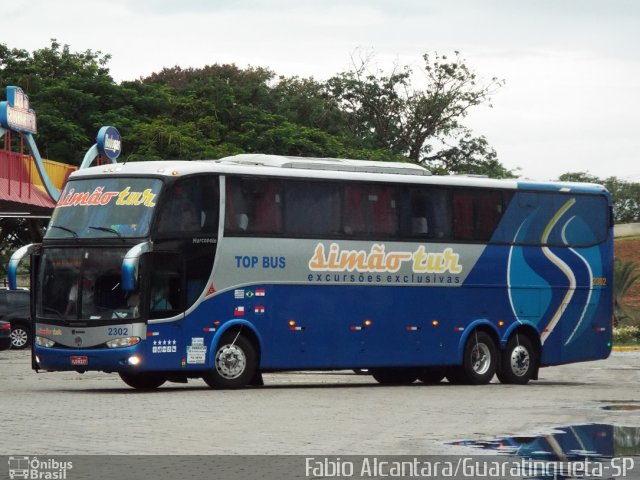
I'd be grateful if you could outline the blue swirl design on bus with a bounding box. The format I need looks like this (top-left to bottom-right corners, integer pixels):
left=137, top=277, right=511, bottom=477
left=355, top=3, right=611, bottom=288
left=507, top=196, right=604, bottom=349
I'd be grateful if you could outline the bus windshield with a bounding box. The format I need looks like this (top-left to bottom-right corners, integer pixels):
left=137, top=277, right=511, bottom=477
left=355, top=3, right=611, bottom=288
left=37, top=247, right=140, bottom=322
left=46, top=178, right=163, bottom=239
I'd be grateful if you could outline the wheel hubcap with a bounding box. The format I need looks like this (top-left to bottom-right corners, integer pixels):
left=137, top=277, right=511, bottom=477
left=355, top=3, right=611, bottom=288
left=11, top=329, right=28, bottom=348
left=510, top=345, right=530, bottom=377
left=215, top=344, right=246, bottom=379
left=471, top=343, right=491, bottom=375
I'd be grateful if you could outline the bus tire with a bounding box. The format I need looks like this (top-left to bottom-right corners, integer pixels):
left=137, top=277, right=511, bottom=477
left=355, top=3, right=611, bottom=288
left=371, top=368, right=419, bottom=385
left=497, top=334, right=536, bottom=385
left=119, top=372, right=166, bottom=390
left=418, top=368, right=445, bottom=384
left=456, top=331, right=498, bottom=385
left=203, top=334, right=257, bottom=389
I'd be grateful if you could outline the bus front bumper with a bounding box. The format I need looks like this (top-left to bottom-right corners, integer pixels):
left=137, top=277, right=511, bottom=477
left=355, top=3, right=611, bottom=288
left=34, top=344, right=146, bottom=372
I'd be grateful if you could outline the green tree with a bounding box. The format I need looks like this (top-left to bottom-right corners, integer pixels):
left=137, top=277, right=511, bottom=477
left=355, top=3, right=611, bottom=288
left=0, top=40, right=119, bottom=163
left=613, top=258, right=640, bottom=327
left=327, top=51, right=514, bottom=177
left=559, top=172, right=640, bottom=223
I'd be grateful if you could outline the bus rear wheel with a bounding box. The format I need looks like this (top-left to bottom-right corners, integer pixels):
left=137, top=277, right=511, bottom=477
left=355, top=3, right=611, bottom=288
left=449, top=331, right=497, bottom=385
left=202, top=334, right=257, bottom=389
left=371, top=368, right=419, bottom=385
left=119, top=372, right=167, bottom=390
left=497, top=334, right=536, bottom=385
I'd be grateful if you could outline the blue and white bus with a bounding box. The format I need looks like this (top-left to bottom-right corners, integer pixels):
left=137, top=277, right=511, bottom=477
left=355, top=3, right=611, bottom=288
left=9, top=154, right=613, bottom=389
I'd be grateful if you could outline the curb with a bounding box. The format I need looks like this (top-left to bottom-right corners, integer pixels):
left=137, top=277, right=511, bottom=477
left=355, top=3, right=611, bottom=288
left=612, top=346, right=640, bottom=351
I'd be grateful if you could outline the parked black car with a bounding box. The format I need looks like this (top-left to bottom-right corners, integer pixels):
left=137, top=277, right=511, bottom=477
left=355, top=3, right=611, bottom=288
left=0, top=289, right=31, bottom=349
left=0, top=320, right=11, bottom=350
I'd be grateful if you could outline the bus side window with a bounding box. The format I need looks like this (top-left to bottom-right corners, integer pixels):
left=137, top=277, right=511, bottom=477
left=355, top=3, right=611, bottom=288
left=343, top=185, right=366, bottom=235
left=343, top=184, right=398, bottom=237
left=148, top=253, right=182, bottom=319
left=157, top=177, right=216, bottom=235
left=251, top=181, right=282, bottom=234
left=225, top=178, right=282, bottom=235
left=369, top=185, right=398, bottom=236
left=453, top=192, right=475, bottom=240
left=284, top=181, right=340, bottom=236
left=475, top=191, right=504, bottom=241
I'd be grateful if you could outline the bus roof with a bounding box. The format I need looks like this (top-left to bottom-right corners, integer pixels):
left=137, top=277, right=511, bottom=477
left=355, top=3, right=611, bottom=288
left=69, top=154, right=609, bottom=195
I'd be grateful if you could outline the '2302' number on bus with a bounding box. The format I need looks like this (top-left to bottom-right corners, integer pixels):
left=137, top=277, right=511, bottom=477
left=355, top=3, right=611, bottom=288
left=108, top=327, right=129, bottom=336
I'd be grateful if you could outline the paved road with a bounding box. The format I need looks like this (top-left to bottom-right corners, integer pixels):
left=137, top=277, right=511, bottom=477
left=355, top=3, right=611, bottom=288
left=0, top=349, right=638, bottom=455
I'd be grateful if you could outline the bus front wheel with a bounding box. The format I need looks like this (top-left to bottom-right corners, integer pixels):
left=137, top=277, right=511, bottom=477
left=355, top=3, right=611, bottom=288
left=119, top=372, right=167, bottom=390
left=497, top=334, right=536, bottom=385
left=202, top=334, right=257, bottom=389
left=448, top=331, right=497, bottom=385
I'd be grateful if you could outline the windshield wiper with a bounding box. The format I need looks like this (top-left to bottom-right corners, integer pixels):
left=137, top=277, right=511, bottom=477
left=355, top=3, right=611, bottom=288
left=50, top=225, right=78, bottom=238
left=89, top=226, right=123, bottom=239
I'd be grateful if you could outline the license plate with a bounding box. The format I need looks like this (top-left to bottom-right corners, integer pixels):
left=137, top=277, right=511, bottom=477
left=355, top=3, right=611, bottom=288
left=70, top=356, right=89, bottom=366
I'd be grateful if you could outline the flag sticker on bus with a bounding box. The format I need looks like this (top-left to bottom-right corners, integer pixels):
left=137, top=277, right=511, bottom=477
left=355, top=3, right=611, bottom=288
left=234, top=306, right=245, bottom=316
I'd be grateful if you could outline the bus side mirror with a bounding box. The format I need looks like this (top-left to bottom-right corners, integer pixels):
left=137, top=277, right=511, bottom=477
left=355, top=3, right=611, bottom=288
left=8, top=243, right=41, bottom=290
left=122, top=241, right=152, bottom=291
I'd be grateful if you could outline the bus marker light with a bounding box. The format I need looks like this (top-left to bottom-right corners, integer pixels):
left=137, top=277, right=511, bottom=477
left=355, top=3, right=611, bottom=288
left=213, top=321, right=221, bottom=326
left=364, top=320, right=372, bottom=327
left=432, top=320, right=439, bottom=327
left=498, top=321, right=505, bottom=327
left=289, top=320, right=303, bottom=331
left=172, top=170, right=179, bottom=176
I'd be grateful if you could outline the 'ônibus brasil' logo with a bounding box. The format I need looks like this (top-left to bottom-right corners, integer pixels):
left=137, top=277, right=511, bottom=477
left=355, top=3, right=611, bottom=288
left=308, top=243, right=463, bottom=274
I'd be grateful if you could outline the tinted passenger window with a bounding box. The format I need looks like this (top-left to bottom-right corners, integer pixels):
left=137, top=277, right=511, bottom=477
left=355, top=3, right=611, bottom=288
left=401, top=188, right=452, bottom=240
left=453, top=190, right=509, bottom=242
left=225, top=178, right=283, bottom=235
left=343, top=184, right=398, bottom=237
left=284, top=181, right=341, bottom=236
left=156, top=176, right=219, bottom=237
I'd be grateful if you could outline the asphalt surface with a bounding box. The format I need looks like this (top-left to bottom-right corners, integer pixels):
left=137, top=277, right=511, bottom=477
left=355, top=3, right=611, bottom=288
left=0, top=349, right=638, bottom=455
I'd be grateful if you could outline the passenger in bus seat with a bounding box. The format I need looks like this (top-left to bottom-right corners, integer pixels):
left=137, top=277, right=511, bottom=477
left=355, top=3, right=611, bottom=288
left=411, top=217, right=429, bottom=235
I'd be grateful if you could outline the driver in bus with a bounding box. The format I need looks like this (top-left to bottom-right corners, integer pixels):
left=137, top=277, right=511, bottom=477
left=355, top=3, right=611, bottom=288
left=65, top=279, right=95, bottom=317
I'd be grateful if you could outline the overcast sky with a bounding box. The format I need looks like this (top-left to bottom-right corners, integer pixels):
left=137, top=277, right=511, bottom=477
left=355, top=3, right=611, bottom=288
left=4, top=0, right=640, bottom=181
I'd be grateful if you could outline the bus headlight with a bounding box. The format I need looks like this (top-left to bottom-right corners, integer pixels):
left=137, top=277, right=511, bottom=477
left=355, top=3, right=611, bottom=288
left=35, top=336, right=56, bottom=348
left=106, top=337, right=141, bottom=348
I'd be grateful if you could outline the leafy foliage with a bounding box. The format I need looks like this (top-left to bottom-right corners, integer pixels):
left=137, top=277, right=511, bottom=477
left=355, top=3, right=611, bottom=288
left=559, top=172, right=640, bottom=223
left=327, top=51, right=514, bottom=177
left=613, top=258, right=640, bottom=327
left=1, top=41, right=511, bottom=175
